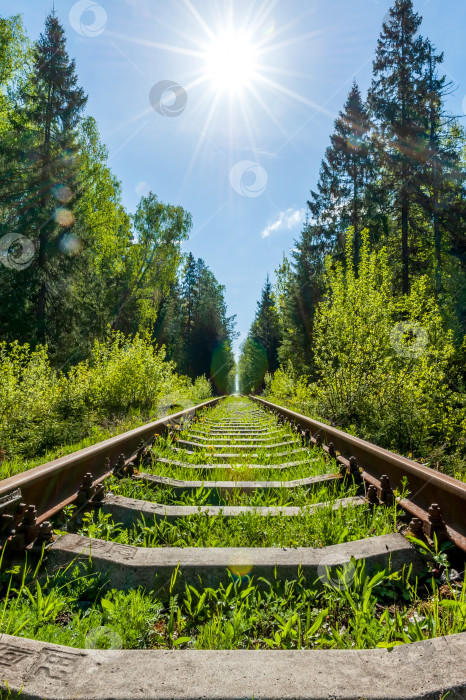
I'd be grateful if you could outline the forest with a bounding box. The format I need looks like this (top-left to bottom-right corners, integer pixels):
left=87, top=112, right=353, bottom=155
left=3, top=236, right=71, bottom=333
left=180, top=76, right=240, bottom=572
left=0, top=0, right=465, bottom=480
left=0, top=10, right=235, bottom=472
left=239, top=0, right=466, bottom=476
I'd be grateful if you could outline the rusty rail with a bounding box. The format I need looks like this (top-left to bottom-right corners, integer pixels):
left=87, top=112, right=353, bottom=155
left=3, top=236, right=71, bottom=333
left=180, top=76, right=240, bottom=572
left=0, top=398, right=221, bottom=542
left=250, top=396, right=466, bottom=552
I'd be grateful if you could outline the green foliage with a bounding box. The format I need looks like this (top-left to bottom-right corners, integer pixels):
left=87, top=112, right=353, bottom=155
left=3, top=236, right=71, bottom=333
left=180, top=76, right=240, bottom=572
left=264, top=363, right=313, bottom=415
left=0, top=332, right=211, bottom=464
left=1, top=552, right=465, bottom=652
left=113, top=193, right=192, bottom=335
left=239, top=276, right=281, bottom=393
left=154, top=254, right=236, bottom=393
left=84, top=332, right=184, bottom=414
left=0, top=14, right=28, bottom=99
left=269, top=230, right=465, bottom=458
left=312, top=229, right=459, bottom=452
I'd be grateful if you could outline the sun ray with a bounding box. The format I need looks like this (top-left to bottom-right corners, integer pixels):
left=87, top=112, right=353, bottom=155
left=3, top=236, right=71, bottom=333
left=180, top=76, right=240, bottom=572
left=104, top=106, right=153, bottom=138
left=178, top=91, right=224, bottom=191
left=107, top=31, right=205, bottom=58
left=255, top=64, right=312, bottom=78
left=257, top=74, right=336, bottom=119
left=257, top=29, right=328, bottom=54
left=182, top=0, right=218, bottom=43
left=240, top=0, right=279, bottom=38
left=237, top=92, right=266, bottom=165
left=246, top=83, right=291, bottom=142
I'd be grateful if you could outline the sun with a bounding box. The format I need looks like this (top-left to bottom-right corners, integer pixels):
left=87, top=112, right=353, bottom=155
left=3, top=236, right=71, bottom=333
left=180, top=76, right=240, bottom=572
left=203, top=29, right=259, bottom=95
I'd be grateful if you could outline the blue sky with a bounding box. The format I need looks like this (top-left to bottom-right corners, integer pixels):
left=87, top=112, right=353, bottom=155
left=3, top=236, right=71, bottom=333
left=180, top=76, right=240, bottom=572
left=6, top=0, right=466, bottom=356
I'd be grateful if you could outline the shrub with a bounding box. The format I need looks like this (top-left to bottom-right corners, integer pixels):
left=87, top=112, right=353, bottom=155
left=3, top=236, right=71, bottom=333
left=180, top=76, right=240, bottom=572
left=268, top=229, right=466, bottom=460
left=0, top=332, right=211, bottom=461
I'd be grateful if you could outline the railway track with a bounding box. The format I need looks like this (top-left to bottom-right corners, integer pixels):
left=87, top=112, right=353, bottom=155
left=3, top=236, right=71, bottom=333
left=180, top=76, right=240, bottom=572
left=0, top=395, right=465, bottom=699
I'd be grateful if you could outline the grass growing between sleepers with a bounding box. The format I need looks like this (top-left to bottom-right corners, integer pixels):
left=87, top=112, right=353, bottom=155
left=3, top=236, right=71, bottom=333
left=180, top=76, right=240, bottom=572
left=105, top=473, right=347, bottom=507
left=71, top=494, right=400, bottom=548
left=1, top=547, right=465, bottom=652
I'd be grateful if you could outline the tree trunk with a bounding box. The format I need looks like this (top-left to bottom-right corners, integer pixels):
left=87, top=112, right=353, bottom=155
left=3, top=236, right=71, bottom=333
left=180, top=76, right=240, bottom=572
left=36, top=81, right=53, bottom=345
left=353, top=163, right=359, bottom=272
left=401, top=185, right=409, bottom=294
left=433, top=159, right=442, bottom=292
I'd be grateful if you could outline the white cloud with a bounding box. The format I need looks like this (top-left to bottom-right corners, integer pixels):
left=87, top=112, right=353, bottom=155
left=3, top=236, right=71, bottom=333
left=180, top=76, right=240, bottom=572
left=261, top=208, right=306, bottom=239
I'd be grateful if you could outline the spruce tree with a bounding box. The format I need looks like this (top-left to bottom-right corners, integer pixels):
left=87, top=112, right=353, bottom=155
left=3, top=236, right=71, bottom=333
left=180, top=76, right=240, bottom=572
left=308, top=82, right=373, bottom=268
left=368, top=0, right=431, bottom=292
left=154, top=255, right=236, bottom=394
left=246, top=276, right=281, bottom=390
left=275, top=219, right=328, bottom=379
left=422, top=41, right=463, bottom=292
left=182, top=252, right=197, bottom=348
left=16, top=11, right=87, bottom=345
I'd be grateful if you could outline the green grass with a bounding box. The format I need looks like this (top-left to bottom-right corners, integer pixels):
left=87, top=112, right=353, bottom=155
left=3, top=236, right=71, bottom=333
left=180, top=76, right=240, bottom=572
left=0, top=402, right=210, bottom=481
left=0, top=688, right=23, bottom=699
left=107, top=474, right=350, bottom=507
left=73, top=495, right=400, bottom=548
left=3, top=395, right=465, bottom=654
left=1, top=552, right=465, bottom=652
left=144, top=458, right=333, bottom=481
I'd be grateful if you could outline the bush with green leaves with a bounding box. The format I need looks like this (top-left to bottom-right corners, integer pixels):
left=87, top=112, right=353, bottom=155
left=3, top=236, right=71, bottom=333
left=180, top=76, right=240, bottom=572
left=267, top=229, right=466, bottom=459
left=0, top=332, right=211, bottom=463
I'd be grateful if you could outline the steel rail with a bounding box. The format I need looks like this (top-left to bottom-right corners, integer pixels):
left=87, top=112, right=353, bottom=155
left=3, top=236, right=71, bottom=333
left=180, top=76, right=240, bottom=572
left=0, top=398, right=221, bottom=527
left=250, top=396, right=466, bottom=552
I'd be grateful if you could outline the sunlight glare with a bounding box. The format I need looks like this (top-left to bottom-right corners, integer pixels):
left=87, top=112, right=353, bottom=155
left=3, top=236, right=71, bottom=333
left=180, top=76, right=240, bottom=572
left=203, top=30, right=259, bottom=95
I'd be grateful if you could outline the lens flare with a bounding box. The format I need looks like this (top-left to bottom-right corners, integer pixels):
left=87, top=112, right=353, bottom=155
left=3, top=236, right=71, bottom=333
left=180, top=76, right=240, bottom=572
left=228, top=554, right=253, bottom=582
left=59, top=233, right=83, bottom=257
left=263, top=20, right=275, bottom=37
left=55, top=208, right=75, bottom=228
left=53, top=185, right=73, bottom=204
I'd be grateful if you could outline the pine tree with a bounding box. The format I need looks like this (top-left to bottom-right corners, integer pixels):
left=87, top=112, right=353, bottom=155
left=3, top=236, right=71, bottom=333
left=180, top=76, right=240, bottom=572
left=239, top=276, right=281, bottom=393
left=368, top=0, right=431, bottom=292
left=421, top=41, right=464, bottom=292
left=308, top=82, right=373, bottom=268
left=13, top=11, right=87, bottom=345
left=250, top=276, right=281, bottom=375
left=154, top=255, right=236, bottom=394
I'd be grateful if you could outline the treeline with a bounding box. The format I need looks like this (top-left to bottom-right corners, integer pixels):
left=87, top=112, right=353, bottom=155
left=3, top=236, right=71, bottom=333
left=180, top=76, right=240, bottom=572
left=0, top=12, right=235, bottom=389
left=154, top=253, right=237, bottom=394
left=240, top=0, right=466, bottom=469
left=238, top=276, right=280, bottom=394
